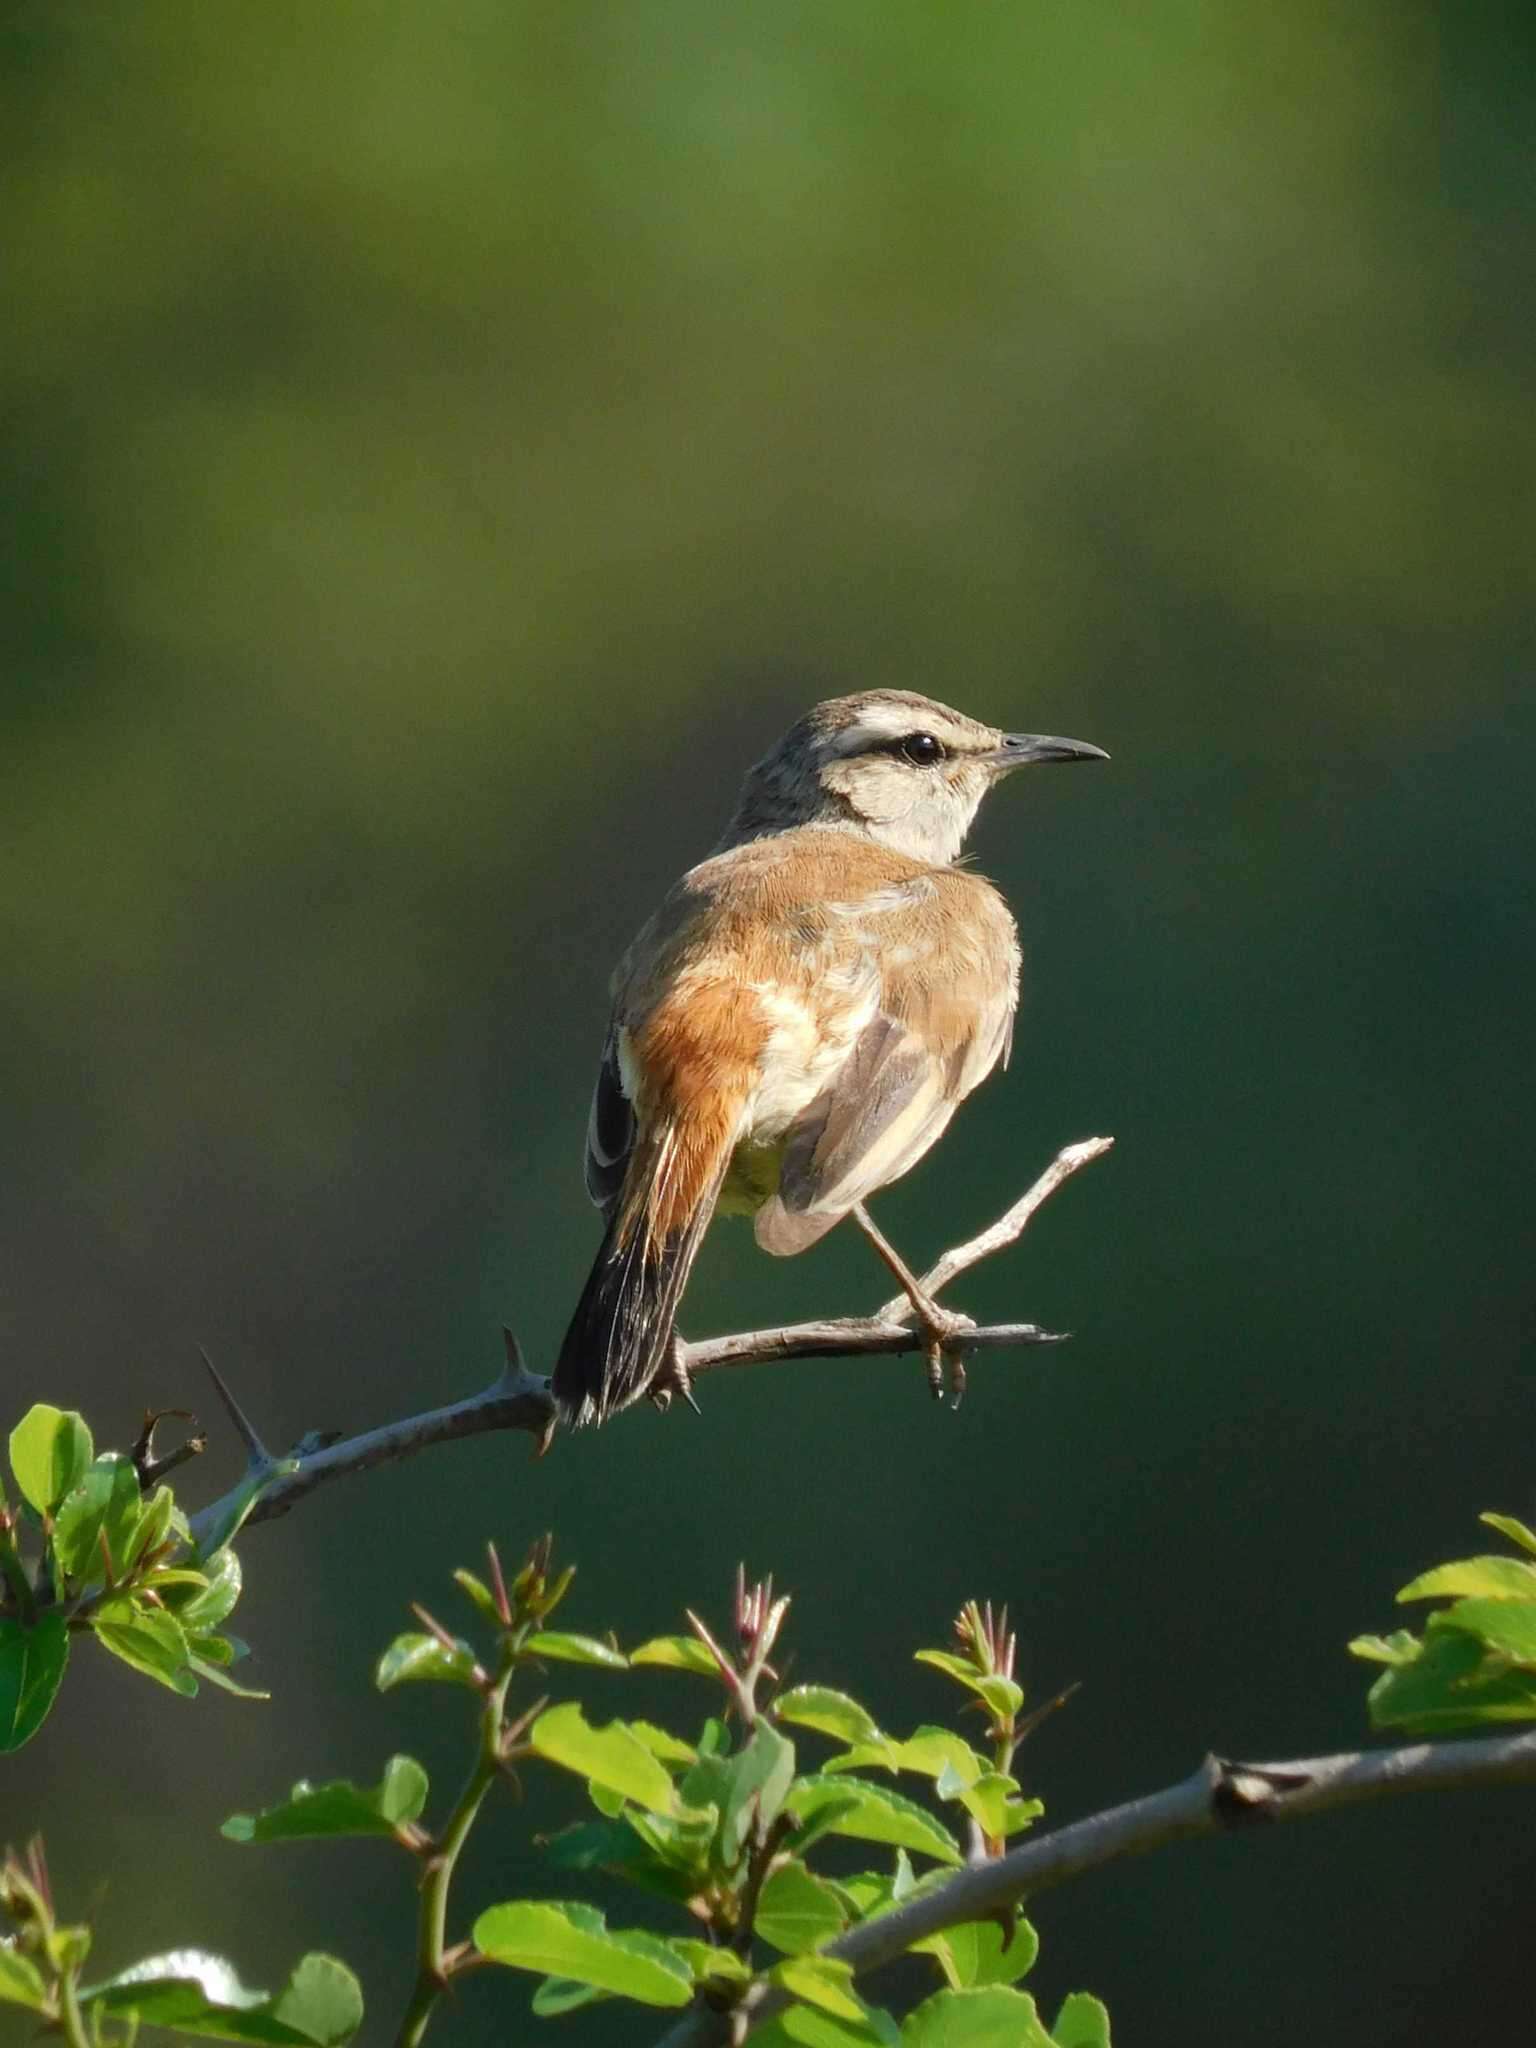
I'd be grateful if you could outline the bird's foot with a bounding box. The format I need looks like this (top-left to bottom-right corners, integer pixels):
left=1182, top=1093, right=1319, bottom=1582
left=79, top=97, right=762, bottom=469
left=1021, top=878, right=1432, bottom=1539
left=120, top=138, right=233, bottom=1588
left=649, top=1342, right=702, bottom=1417
left=916, top=1303, right=977, bottom=1408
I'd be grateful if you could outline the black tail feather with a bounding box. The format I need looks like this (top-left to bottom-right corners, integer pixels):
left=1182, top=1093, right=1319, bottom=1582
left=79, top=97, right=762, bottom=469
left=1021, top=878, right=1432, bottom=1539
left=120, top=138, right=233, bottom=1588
left=552, top=1199, right=715, bottom=1427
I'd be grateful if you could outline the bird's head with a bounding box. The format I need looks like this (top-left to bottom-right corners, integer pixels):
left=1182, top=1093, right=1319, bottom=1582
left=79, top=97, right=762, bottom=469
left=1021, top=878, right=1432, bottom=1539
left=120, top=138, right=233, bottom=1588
left=724, top=690, right=1108, bottom=864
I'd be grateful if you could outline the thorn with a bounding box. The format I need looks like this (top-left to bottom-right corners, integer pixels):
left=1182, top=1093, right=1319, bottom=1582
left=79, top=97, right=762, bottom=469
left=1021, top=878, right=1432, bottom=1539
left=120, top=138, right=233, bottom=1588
left=198, top=1349, right=272, bottom=1466
left=500, top=1326, right=527, bottom=1384
left=132, top=1408, right=208, bottom=1490
left=485, top=1540, right=512, bottom=1626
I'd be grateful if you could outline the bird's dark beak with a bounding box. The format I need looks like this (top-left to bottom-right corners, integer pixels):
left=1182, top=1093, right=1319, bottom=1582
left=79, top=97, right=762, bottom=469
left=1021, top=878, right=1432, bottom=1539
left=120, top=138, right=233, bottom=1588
left=991, top=732, right=1110, bottom=771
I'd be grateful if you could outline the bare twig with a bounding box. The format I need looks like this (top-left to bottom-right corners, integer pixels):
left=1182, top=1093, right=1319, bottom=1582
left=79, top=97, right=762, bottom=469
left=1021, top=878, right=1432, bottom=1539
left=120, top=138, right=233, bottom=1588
left=653, top=1728, right=1536, bottom=2047
left=877, top=1134, right=1114, bottom=1321
left=186, top=1138, right=1111, bottom=1547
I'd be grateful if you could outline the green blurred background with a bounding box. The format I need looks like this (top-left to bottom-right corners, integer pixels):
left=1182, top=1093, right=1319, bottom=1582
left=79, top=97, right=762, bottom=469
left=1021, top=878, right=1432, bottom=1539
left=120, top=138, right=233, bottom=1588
left=4, top=0, right=1534, bottom=2040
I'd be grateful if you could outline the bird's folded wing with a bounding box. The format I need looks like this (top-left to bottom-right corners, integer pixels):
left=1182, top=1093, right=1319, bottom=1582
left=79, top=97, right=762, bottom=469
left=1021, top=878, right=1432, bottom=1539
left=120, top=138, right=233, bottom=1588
left=583, top=1028, right=634, bottom=1215
left=754, top=975, right=1014, bottom=1256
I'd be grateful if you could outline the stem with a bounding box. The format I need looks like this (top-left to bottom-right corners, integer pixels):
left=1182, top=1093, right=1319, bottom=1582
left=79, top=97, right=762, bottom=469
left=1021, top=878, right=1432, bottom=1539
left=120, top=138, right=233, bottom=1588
left=393, top=1662, right=516, bottom=2048
left=57, top=1969, right=92, bottom=2048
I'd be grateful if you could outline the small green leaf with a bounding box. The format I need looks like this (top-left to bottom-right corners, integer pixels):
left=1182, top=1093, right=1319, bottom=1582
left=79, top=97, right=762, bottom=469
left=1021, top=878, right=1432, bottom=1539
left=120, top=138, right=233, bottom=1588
left=452, top=1568, right=501, bottom=1622
left=0, top=1611, right=69, bottom=1751
left=1363, top=1626, right=1536, bottom=1733
left=92, top=1598, right=197, bottom=1697
left=915, top=1916, right=1039, bottom=1991
left=52, top=1453, right=143, bottom=1583
left=1481, top=1512, right=1536, bottom=1557
left=1348, top=1630, right=1422, bottom=1667
left=1052, top=1991, right=1112, bottom=2047
left=188, top=1652, right=270, bottom=1701
left=0, top=1945, right=48, bottom=2010
left=664, top=1939, right=750, bottom=1986
left=754, top=2007, right=900, bottom=2047
left=83, top=1948, right=363, bottom=2044
left=526, top=1630, right=628, bottom=1669
left=1437, top=1598, right=1536, bottom=1662
left=172, top=1547, right=243, bottom=1630
left=135, top=1483, right=178, bottom=1558
left=772, top=1955, right=867, bottom=2021
left=775, top=1686, right=884, bottom=1746
left=222, top=1755, right=428, bottom=1841
left=912, top=1650, right=976, bottom=1685
left=787, top=1776, right=962, bottom=1866
left=530, top=1976, right=611, bottom=2015
left=912, top=1654, right=1023, bottom=1724
left=627, top=1720, right=697, bottom=1765
left=901, top=1984, right=1054, bottom=2045
left=374, top=1632, right=478, bottom=1691
left=1398, top=1556, right=1536, bottom=1603
left=756, top=1860, right=848, bottom=1954
left=472, top=1900, right=692, bottom=2008
left=532, top=1702, right=679, bottom=1812
left=630, top=1633, right=720, bottom=1676
left=719, top=1722, right=796, bottom=1863
left=9, top=1405, right=93, bottom=1515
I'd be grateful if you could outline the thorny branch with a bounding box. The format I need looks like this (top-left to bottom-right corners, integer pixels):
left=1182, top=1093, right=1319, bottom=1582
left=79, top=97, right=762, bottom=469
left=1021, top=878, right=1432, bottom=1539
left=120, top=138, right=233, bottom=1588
left=654, top=1729, right=1536, bottom=2046
left=186, top=1137, right=1112, bottom=1550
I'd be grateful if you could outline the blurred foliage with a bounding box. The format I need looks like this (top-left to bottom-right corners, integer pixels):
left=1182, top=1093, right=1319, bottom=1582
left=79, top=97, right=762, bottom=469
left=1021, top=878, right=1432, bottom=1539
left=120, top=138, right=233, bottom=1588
left=2, top=0, right=1534, bottom=2042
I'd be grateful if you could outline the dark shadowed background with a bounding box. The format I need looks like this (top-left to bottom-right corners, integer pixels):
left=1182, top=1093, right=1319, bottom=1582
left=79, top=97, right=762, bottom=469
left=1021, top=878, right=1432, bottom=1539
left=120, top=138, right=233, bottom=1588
left=4, top=2, right=1534, bottom=2042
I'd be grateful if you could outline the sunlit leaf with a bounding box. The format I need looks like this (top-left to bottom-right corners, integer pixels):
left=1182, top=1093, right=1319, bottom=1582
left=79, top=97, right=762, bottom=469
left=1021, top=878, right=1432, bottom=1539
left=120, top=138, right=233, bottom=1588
left=1362, top=1625, right=1536, bottom=1733
left=787, top=1776, right=962, bottom=1866
left=52, top=1453, right=144, bottom=1584
left=630, top=1634, right=719, bottom=1677
left=719, top=1723, right=796, bottom=1864
left=374, top=1632, right=478, bottom=1691
left=472, top=1901, right=692, bottom=2007
left=915, top=1916, right=1039, bottom=1991
left=756, top=1860, right=849, bottom=1954
left=753, top=2006, right=900, bottom=2047
left=0, top=1945, right=48, bottom=2009
left=530, top=1976, right=610, bottom=2016
left=771, top=1955, right=866, bottom=2021
left=664, top=1939, right=750, bottom=1986
left=8, top=1406, right=93, bottom=1515
left=222, top=1756, right=428, bottom=1841
left=627, top=1720, right=697, bottom=1766
left=172, top=1547, right=243, bottom=1631
left=526, top=1630, right=628, bottom=1669
left=1436, top=1597, right=1536, bottom=1663
left=92, top=1598, right=198, bottom=1697
left=188, top=1652, right=270, bottom=1701
left=1480, top=1513, right=1536, bottom=1557
left=775, top=1686, right=884, bottom=1747
left=900, top=1984, right=1054, bottom=2045
left=1397, top=1557, right=1536, bottom=1603
left=0, top=1612, right=69, bottom=1751
left=1051, top=1991, right=1112, bottom=2046
left=531, top=1702, right=678, bottom=1813
left=452, top=1568, right=501, bottom=1622
left=83, top=1948, right=363, bottom=2044
left=1347, top=1630, right=1421, bottom=1667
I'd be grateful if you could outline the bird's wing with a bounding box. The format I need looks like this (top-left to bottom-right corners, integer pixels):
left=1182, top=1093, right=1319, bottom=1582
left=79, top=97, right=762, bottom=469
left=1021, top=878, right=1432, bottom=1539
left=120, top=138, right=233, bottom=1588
left=754, top=877, right=1018, bottom=1256
left=583, top=1028, right=634, bottom=1215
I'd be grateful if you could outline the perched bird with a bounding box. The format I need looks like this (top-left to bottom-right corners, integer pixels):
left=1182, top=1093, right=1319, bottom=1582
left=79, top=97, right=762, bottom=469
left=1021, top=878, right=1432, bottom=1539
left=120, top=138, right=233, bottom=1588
left=552, top=690, right=1107, bottom=1426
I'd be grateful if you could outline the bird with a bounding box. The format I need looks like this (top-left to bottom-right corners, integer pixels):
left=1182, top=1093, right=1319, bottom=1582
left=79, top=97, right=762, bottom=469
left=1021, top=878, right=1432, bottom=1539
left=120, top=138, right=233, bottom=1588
left=551, top=689, right=1107, bottom=1426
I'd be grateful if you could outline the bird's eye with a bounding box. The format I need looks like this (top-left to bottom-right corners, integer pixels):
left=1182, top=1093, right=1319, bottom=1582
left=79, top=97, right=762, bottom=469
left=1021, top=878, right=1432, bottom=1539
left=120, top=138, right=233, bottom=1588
left=897, top=732, right=946, bottom=766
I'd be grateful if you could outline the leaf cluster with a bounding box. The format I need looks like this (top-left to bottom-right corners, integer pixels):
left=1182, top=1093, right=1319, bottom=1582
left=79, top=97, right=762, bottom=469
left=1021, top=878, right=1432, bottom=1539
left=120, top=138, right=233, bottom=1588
left=220, top=1542, right=1104, bottom=2044
left=1, top=1405, right=259, bottom=1752
left=1351, top=1512, right=1536, bottom=1733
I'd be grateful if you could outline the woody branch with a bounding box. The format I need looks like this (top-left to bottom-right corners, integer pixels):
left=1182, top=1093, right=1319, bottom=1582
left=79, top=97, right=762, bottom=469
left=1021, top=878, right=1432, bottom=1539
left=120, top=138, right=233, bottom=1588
left=654, top=1728, right=1536, bottom=2047
left=185, top=1136, right=1113, bottom=1549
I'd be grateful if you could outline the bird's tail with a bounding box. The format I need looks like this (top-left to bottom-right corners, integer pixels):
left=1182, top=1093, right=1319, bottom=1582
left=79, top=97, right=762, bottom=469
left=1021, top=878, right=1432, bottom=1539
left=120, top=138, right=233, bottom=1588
left=552, top=1144, right=726, bottom=1427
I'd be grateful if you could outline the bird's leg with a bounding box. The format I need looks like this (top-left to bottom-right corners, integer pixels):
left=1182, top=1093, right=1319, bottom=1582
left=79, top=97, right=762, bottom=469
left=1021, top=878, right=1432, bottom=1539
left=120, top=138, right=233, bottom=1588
left=850, top=1203, right=975, bottom=1403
